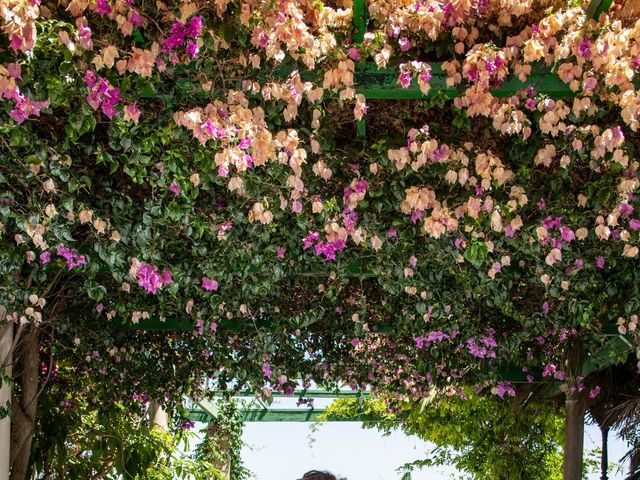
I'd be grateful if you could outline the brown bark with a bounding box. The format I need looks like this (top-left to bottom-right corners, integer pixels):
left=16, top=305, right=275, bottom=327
left=10, top=326, right=39, bottom=480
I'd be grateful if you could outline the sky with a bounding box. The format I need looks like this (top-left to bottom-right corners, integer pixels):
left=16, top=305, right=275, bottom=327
left=239, top=420, right=630, bottom=480
left=193, top=396, right=632, bottom=480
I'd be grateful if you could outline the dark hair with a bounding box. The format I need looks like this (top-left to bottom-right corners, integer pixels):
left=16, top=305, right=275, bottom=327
left=299, top=470, right=338, bottom=480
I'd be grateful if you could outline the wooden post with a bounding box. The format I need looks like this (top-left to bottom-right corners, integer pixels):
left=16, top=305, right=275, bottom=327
left=563, top=390, right=585, bottom=480
left=149, top=401, right=169, bottom=431
left=208, top=421, right=231, bottom=480
left=0, top=307, right=11, bottom=480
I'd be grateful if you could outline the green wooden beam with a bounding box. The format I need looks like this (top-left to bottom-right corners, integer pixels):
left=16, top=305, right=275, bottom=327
left=352, top=0, right=368, bottom=44
left=209, top=390, right=370, bottom=399
left=355, top=62, right=574, bottom=100
left=186, top=406, right=388, bottom=422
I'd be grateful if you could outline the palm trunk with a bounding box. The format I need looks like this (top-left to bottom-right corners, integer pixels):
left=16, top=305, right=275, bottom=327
left=10, top=326, right=39, bottom=480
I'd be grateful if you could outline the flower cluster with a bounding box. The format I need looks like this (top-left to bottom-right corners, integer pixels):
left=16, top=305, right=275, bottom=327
left=56, top=245, right=87, bottom=270
left=83, top=70, right=121, bottom=119
left=162, top=16, right=204, bottom=58
left=135, top=262, right=173, bottom=294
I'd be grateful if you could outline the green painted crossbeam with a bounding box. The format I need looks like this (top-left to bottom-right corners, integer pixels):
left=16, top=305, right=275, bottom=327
left=186, top=407, right=385, bottom=422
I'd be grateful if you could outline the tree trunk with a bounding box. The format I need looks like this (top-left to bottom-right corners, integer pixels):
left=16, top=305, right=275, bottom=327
left=10, top=326, right=39, bottom=480
left=600, top=426, right=608, bottom=480
left=0, top=308, right=12, bottom=480
left=563, top=390, right=585, bottom=480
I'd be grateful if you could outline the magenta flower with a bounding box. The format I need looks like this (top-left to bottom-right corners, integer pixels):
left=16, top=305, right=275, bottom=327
left=542, top=301, right=550, bottom=314
left=596, top=256, right=606, bottom=269
left=186, top=16, right=204, bottom=38
left=409, top=255, right=417, bottom=268
left=537, top=198, right=546, bottom=210
left=386, top=228, right=397, bottom=238
left=95, top=0, right=112, bottom=16
left=136, top=262, right=172, bottom=294
left=292, top=200, right=302, bottom=213
left=398, top=37, right=410, bottom=51
left=589, top=386, right=601, bottom=399
left=559, top=227, right=575, bottom=243
left=261, top=363, right=272, bottom=378
left=238, top=138, right=252, bottom=149
left=128, top=9, right=144, bottom=26
left=169, top=182, right=181, bottom=196
left=185, top=40, right=199, bottom=57
left=410, top=210, right=424, bottom=224
left=398, top=69, right=412, bottom=89
left=277, top=247, right=286, bottom=259
left=56, top=245, right=87, bottom=270
left=495, top=381, right=515, bottom=399
left=347, top=47, right=361, bottom=60
left=303, top=231, right=320, bottom=249
left=39, top=251, right=51, bottom=264
left=7, top=63, right=21, bottom=79
left=629, top=219, right=640, bottom=231
left=619, top=203, right=634, bottom=217
left=201, top=276, right=219, bottom=291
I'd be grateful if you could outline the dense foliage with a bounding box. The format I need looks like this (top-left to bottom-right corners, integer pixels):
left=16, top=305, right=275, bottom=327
left=323, top=393, right=564, bottom=480
left=1, top=0, right=640, bottom=476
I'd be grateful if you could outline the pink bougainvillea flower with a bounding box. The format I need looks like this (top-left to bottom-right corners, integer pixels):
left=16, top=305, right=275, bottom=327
left=589, top=386, right=601, bottom=399
left=7, top=63, right=21, bottom=79
left=596, top=256, right=606, bottom=269
left=495, top=381, right=515, bottom=399
left=185, top=40, right=199, bottom=57
left=56, top=245, right=87, bottom=270
left=169, top=182, right=181, bottom=196
left=347, top=48, right=361, bottom=60
left=39, top=251, right=51, bottom=264
left=128, top=9, right=144, bottom=27
left=261, top=363, right=272, bottom=378
left=619, top=203, right=634, bottom=217
left=136, top=262, right=172, bottom=294
left=95, top=0, right=112, bottom=16
left=398, top=69, right=412, bottom=88
left=303, top=230, right=320, bottom=249
left=201, top=277, right=219, bottom=291
left=276, top=247, right=286, bottom=259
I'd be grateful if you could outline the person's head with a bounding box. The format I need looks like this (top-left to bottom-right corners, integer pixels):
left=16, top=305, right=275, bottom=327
left=299, top=470, right=337, bottom=480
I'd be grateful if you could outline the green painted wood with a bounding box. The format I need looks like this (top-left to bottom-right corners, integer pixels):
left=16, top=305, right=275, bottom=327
left=187, top=407, right=388, bottom=422
left=353, top=0, right=368, bottom=44
left=356, top=62, right=574, bottom=100
left=209, top=390, right=370, bottom=399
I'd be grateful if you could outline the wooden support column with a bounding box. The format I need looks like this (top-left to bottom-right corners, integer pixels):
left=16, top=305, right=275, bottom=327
left=563, top=337, right=585, bottom=480
left=0, top=307, right=11, bottom=480
left=149, top=401, right=169, bottom=431
left=563, top=391, right=585, bottom=480
left=208, top=421, right=231, bottom=480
